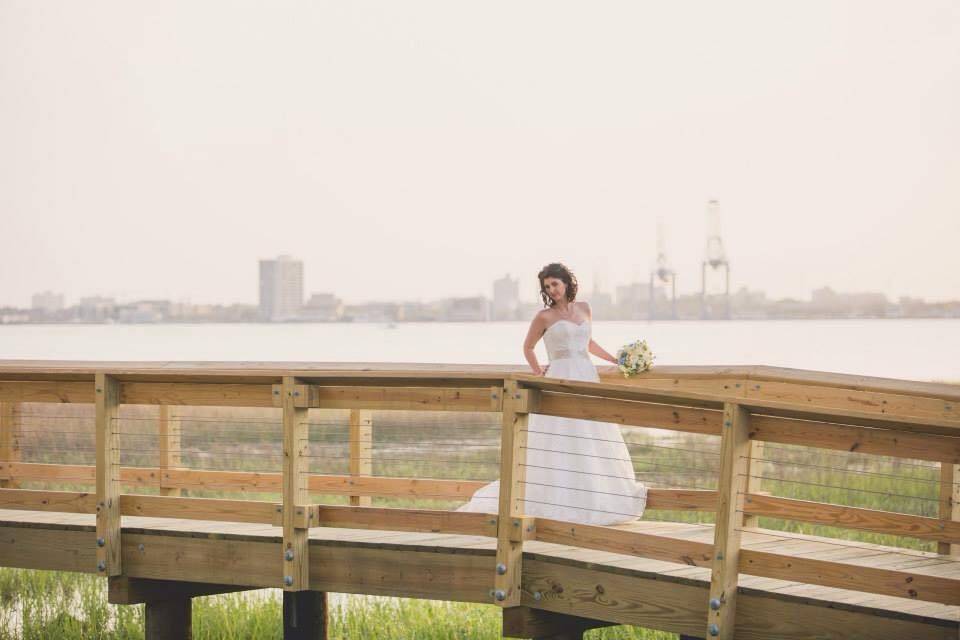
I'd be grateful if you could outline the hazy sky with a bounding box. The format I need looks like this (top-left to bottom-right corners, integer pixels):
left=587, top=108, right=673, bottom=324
left=2, top=1, right=958, bottom=307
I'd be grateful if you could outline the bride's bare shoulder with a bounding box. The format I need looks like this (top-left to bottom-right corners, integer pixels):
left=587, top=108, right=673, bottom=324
left=576, top=300, right=592, bottom=315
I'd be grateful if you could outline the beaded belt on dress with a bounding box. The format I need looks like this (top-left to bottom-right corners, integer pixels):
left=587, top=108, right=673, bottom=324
left=549, top=348, right=589, bottom=360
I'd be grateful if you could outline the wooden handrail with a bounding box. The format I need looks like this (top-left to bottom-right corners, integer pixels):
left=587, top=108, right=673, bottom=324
left=0, top=362, right=958, bottom=637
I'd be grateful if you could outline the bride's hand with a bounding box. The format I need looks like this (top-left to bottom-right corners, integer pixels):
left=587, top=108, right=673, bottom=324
left=538, top=364, right=550, bottom=376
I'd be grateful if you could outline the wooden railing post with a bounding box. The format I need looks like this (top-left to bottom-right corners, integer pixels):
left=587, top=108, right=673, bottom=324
left=95, top=373, right=122, bottom=576
left=282, top=376, right=310, bottom=591
left=0, top=402, right=21, bottom=488
left=706, top=402, right=751, bottom=640
left=349, top=409, right=372, bottom=507
left=158, top=405, right=182, bottom=497
left=939, top=462, right=960, bottom=557
left=493, top=378, right=537, bottom=608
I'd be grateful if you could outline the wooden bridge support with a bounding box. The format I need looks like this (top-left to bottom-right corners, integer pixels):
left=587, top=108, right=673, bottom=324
left=282, top=376, right=310, bottom=591
left=109, top=577, right=258, bottom=640
left=283, top=591, right=328, bottom=639
left=494, top=380, right=538, bottom=607
left=706, top=402, right=751, bottom=640
left=146, top=598, right=192, bottom=640
left=502, top=606, right=616, bottom=639
left=95, top=373, right=121, bottom=577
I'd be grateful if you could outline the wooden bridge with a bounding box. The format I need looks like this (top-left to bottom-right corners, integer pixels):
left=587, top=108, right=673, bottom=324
left=0, top=360, right=958, bottom=639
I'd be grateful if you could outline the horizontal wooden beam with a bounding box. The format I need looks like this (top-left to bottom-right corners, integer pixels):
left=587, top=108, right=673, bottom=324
left=522, top=557, right=956, bottom=640
left=751, top=414, right=960, bottom=464
left=502, top=606, right=617, bottom=637
left=120, top=530, right=495, bottom=599
left=534, top=518, right=714, bottom=568
left=534, top=517, right=960, bottom=606
left=0, top=464, right=489, bottom=499
left=122, top=382, right=274, bottom=407
left=272, top=384, right=503, bottom=412
left=514, top=374, right=726, bottom=410
left=0, top=519, right=955, bottom=639
left=646, top=489, right=717, bottom=511
left=120, top=494, right=283, bottom=525
left=0, top=525, right=97, bottom=573
left=314, top=505, right=497, bottom=536
left=0, top=380, right=93, bottom=403
left=744, top=494, right=960, bottom=545
left=108, top=576, right=257, bottom=604
left=309, top=473, right=486, bottom=499
left=516, top=374, right=960, bottom=437
left=0, top=488, right=97, bottom=513
left=739, top=548, right=960, bottom=606
left=538, top=391, right=723, bottom=436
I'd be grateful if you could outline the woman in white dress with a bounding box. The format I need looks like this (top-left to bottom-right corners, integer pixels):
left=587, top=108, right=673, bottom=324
left=457, top=263, right=648, bottom=525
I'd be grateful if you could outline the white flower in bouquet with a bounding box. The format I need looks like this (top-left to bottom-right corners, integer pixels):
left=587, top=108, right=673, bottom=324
left=616, top=339, right=655, bottom=378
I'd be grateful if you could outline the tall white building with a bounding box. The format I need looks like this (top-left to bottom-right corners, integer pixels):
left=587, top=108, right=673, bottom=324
left=259, top=255, right=304, bottom=321
left=492, top=274, right=520, bottom=321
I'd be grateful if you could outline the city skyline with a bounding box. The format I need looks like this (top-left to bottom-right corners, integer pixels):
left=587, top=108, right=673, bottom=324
left=8, top=251, right=958, bottom=325
left=2, top=2, right=958, bottom=311
left=11, top=256, right=957, bottom=312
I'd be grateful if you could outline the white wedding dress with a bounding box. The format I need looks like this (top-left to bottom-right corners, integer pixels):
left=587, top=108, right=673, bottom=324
left=457, top=318, right=648, bottom=525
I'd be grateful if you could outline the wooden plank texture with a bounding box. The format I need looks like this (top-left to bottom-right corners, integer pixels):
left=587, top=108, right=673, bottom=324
left=282, top=376, right=310, bottom=591
left=494, top=379, right=530, bottom=607
left=95, top=373, right=121, bottom=576
left=348, top=409, right=372, bottom=507
left=707, top=402, right=751, bottom=639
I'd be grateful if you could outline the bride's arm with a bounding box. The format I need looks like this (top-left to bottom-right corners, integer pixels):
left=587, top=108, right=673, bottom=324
left=523, top=313, right=548, bottom=375
left=580, top=301, right=618, bottom=364
left=588, top=339, right=618, bottom=364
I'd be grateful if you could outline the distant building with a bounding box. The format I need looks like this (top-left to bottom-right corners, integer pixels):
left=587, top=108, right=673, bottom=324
left=301, top=293, right=342, bottom=322
left=117, top=300, right=168, bottom=323
left=811, top=286, right=889, bottom=318
left=32, top=291, right=64, bottom=313
left=342, top=301, right=401, bottom=323
left=400, top=301, right=442, bottom=322
left=78, top=296, right=116, bottom=322
left=588, top=274, right=616, bottom=320
left=492, top=274, right=520, bottom=321
left=259, top=255, right=303, bottom=321
left=615, top=283, right=651, bottom=320
left=442, top=296, right=489, bottom=322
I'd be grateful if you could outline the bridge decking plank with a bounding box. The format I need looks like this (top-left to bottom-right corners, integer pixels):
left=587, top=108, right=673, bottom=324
left=0, top=509, right=957, bottom=625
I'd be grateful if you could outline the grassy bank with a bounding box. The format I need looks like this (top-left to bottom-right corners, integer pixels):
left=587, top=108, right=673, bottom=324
left=0, top=569, right=675, bottom=639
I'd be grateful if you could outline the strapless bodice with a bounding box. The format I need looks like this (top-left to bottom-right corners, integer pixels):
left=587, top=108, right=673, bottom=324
left=543, top=319, right=591, bottom=361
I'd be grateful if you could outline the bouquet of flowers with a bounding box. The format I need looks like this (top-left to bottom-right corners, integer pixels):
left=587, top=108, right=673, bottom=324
left=616, top=339, right=655, bottom=378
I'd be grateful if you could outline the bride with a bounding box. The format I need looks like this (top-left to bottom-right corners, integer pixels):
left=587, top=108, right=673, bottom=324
left=457, top=262, right=648, bottom=525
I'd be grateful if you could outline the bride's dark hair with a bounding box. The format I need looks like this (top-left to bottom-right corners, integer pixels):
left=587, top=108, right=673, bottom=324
left=538, top=263, right=578, bottom=307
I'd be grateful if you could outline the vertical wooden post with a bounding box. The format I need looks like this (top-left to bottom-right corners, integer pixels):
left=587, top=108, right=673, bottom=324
left=706, top=402, right=751, bottom=640
left=348, top=409, right=372, bottom=507
left=96, top=372, right=122, bottom=576
left=938, top=462, right=960, bottom=557
left=145, top=598, right=192, bottom=640
left=0, top=402, right=21, bottom=488
left=158, top=405, right=182, bottom=497
left=494, top=378, right=537, bottom=608
left=282, top=376, right=310, bottom=591
left=742, top=439, right=764, bottom=529
left=283, top=591, right=328, bottom=639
